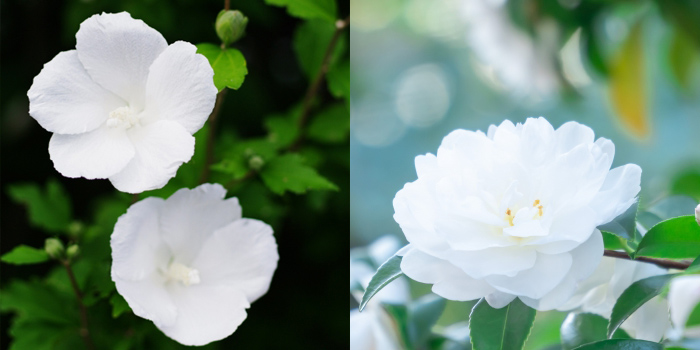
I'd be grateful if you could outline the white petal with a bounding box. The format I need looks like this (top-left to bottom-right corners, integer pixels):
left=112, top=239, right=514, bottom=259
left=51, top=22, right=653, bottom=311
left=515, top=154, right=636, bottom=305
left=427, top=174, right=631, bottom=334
left=350, top=307, right=402, bottom=350
left=28, top=50, right=125, bottom=134
left=160, top=284, right=249, bottom=346
left=621, top=296, right=668, bottom=342
left=567, top=229, right=604, bottom=282
left=485, top=291, right=517, bottom=309
left=114, top=274, right=178, bottom=328
left=192, top=218, right=279, bottom=303
left=446, top=246, right=536, bottom=279
left=520, top=275, right=577, bottom=311
left=485, top=252, right=572, bottom=299
left=76, top=12, right=167, bottom=108
left=554, top=121, right=594, bottom=155
left=142, top=41, right=216, bottom=134
left=158, top=184, right=242, bottom=263
left=49, top=125, right=135, bottom=179
left=393, top=182, right=451, bottom=256
left=527, top=207, right=597, bottom=253
left=669, top=275, right=700, bottom=333
left=591, top=164, right=642, bottom=225
left=108, top=120, right=194, bottom=193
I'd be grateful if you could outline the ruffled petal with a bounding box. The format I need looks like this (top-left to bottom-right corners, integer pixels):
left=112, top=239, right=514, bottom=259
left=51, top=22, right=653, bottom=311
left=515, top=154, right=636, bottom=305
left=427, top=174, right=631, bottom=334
left=108, top=120, right=194, bottom=193
left=49, top=125, right=135, bottom=179
left=114, top=275, right=178, bottom=328
left=485, top=252, right=572, bottom=299
left=590, top=164, right=642, bottom=225
left=192, top=218, right=279, bottom=303
left=485, top=291, right=517, bottom=309
left=519, top=275, right=577, bottom=311
left=446, top=246, right=536, bottom=279
left=28, top=50, right=125, bottom=134
left=76, top=12, right=167, bottom=108
left=142, top=41, right=216, bottom=134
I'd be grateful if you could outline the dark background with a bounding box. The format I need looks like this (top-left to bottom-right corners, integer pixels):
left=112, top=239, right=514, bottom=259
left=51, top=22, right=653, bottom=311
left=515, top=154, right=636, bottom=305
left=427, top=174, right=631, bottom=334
left=1, top=0, right=349, bottom=348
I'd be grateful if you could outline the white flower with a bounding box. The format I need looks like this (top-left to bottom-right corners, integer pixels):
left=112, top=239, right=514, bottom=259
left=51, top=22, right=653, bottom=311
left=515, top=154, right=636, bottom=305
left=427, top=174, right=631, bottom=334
left=394, top=117, right=641, bottom=310
left=350, top=306, right=403, bottom=350
left=668, top=275, right=700, bottom=340
left=695, top=204, right=700, bottom=226
left=28, top=12, right=217, bottom=193
left=111, top=184, right=278, bottom=345
left=558, top=258, right=669, bottom=341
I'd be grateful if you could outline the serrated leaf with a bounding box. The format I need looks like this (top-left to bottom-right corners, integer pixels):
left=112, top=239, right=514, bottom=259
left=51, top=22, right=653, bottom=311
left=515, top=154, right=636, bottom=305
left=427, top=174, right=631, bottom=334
left=110, top=293, right=131, bottom=318
left=293, top=19, right=346, bottom=80
left=307, top=103, right=349, bottom=143
left=1, top=245, right=49, bottom=265
left=264, top=0, right=337, bottom=22
left=560, top=313, right=630, bottom=350
left=607, top=274, right=676, bottom=338
left=196, top=43, right=247, bottom=91
left=265, top=116, right=299, bottom=149
left=260, top=154, right=338, bottom=195
left=572, top=339, right=662, bottom=350
left=635, top=216, right=700, bottom=259
left=212, top=139, right=278, bottom=179
left=469, top=298, right=536, bottom=350
left=327, top=60, right=349, bottom=98
left=359, top=255, right=403, bottom=312
left=598, top=201, right=639, bottom=241
left=8, top=179, right=72, bottom=233
left=602, top=232, right=626, bottom=251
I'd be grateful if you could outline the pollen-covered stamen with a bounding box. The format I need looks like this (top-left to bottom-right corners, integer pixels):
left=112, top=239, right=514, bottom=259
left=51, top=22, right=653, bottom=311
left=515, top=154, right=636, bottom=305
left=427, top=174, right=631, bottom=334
left=165, top=262, right=201, bottom=286
left=505, top=208, right=514, bottom=226
left=106, top=106, right=139, bottom=129
left=533, top=199, right=544, bottom=218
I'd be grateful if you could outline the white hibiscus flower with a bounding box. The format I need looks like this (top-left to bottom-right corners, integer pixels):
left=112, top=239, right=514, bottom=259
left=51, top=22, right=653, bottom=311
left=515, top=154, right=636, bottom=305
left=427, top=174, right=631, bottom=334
left=28, top=12, right=217, bottom=193
left=111, top=184, right=278, bottom=345
left=394, top=117, right=641, bottom=310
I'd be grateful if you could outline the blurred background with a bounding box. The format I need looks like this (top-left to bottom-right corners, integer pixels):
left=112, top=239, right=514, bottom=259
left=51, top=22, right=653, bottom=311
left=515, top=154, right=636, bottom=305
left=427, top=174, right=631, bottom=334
left=350, top=0, right=700, bottom=348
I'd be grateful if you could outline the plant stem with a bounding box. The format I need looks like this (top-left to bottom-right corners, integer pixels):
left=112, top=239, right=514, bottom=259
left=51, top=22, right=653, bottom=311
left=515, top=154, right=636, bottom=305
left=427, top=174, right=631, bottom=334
left=289, top=16, right=350, bottom=151
left=62, top=260, right=95, bottom=350
left=224, top=0, right=230, bottom=11
left=200, top=89, right=228, bottom=183
left=604, top=250, right=691, bottom=270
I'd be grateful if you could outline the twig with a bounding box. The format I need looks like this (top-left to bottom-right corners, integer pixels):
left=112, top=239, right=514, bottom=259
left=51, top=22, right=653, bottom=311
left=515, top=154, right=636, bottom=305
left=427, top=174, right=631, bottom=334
left=289, top=16, right=350, bottom=151
left=604, top=250, right=691, bottom=270
left=62, top=260, right=95, bottom=350
left=224, top=0, right=230, bottom=11
left=200, top=89, right=228, bottom=184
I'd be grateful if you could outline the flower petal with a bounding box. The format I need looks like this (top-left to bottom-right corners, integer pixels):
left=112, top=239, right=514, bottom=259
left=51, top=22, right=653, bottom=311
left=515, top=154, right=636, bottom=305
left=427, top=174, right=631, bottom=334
left=28, top=50, right=125, bottom=134
left=590, top=164, right=642, bottom=225
left=158, top=184, right=242, bottom=264
left=114, top=275, right=178, bottom=328
left=446, top=246, right=536, bottom=279
left=519, top=275, right=577, bottom=311
left=49, top=125, right=135, bottom=179
left=76, top=12, right=167, bottom=108
left=108, top=120, right=194, bottom=193
left=160, top=284, right=249, bottom=346
left=192, top=218, right=279, bottom=303
left=142, top=41, right=217, bottom=134
left=485, top=252, right=572, bottom=299
left=485, top=291, right=517, bottom=309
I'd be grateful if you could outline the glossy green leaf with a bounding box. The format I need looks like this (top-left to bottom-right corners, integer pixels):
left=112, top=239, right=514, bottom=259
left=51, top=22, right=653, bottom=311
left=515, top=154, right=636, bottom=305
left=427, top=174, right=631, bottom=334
left=602, top=231, right=626, bottom=251
left=572, top=339, right=662, bottom=350
left=608, top=274, right=676, bottom=338
left=598, top=201, right=639, bottom=241
left=260, top=154, right=338, bottom=195
left=327, top=60, right=349, bottom=98
left=196, top=43, right=248, bottom=91
left=293, top=19, right=346, bottom=80
left=383, top=303, right=411, bottom=349
left=469, top=298, right=536, bottom=350
left=560, top=313, right=629, bottom=350
left=686, top=299, right=700, bottom=327
left=359, top=255, right=403, bottom=312
left=264, top=0, right=337, bottom=22
left=8, top=179, right=72, bottom=233
left=636, top=216, right=700, bottom=259
left=409, top=294, right=446, bottom=347
left=307, top=103, right=349, bottom=143
left=1, top=245, right=49, bottom=265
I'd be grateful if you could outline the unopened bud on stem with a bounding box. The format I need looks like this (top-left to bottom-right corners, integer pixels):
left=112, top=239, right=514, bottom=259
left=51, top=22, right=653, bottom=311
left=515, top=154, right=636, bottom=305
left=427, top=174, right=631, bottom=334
left=216, top=10, right=248, bottom=46
left=45, top=238, right=65, bottom=260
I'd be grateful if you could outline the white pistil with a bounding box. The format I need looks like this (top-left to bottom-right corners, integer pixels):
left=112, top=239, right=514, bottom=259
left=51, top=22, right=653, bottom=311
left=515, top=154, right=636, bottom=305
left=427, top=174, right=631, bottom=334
left=106, top=106, right=139, bottom=129
left=166, top=262, right=201, bottom=286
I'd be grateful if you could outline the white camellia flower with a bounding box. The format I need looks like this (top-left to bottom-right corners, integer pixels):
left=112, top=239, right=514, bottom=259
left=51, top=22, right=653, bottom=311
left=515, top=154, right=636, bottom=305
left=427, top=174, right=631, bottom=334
left=28, top=12, right=216, bottom=193
left=111, top=184, right=278, bottom=345
left=668, top=275, right=700, bottom=340
left=695, top=204, right=700, bottom=226
left=394, top=117, right=641, bottom=310
left=558, top=258, right=669, bottom=341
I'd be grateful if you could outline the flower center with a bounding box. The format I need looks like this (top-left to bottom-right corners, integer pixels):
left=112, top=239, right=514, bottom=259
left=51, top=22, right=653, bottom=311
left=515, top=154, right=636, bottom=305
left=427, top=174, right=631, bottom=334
left=165, top=262, right=200, bottom=286
left=504, top=199, right=544, bottom=226
left=106, top=106, right=139, bottom=129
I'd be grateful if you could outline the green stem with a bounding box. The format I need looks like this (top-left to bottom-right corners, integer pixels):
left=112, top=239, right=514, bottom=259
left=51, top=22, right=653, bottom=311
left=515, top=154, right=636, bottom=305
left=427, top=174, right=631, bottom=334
left=62, top=260, right=95, bottom=350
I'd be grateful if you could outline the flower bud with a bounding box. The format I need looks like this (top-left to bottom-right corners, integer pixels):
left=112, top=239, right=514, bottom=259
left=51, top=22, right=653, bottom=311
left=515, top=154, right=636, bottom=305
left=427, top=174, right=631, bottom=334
left=695, top=204, right=700, bottom=226
left=44, top=238, right=65, bottom=259
left=249, top=155, right=265, bottom=171
left=66, top=244, right=80, bottom=260
left=68, top=221, right=84, bottom=238
left=216, top=10, right=248, bottom=46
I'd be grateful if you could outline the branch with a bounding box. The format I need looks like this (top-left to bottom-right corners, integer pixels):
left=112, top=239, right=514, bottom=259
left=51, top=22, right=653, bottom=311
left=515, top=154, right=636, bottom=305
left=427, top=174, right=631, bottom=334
left=62, top=260, right=95, bottom=350
left=200, top=89, right=228, bottom=183
left=604, top=250, right=691, bottom=270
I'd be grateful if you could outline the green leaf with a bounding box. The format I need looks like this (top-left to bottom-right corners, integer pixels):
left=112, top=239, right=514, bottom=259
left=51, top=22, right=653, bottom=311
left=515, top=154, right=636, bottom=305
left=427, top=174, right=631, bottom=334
left=598, top=201, right=638, bottom=241
left=7, top=179, right=72, bottom=233
left=607, top=274, right=676, bottom=338
left=196, top=43, right=248, bottom=91
left=571, top=339, right=662, bottom=350
left=383, top=303, right=412, bottom=349
left=602, top=232, right=626, bottom=251
left=293, top=19, right=346, bottom=80
left=307, top=103, right=349, bottom=143
left=669, top=28, right=699, bottom=90
left=646, top=196, right=698, bottom=222
left=212, top=138, right=278, bottom=180
left=1, top=245, right=49, bottom=265
left=359, top=255, right=403, bottom=312
left=265, top=116, right=299, bottom=149
left=327, top=60, right=349, bottom=98
left=636, top=216, right=700, bottom=259
left=110, top=293, right=131, bottom=318
left=655, top=0, right=700, bottom=49
left=469, top=298, right=536, bottom=350
left=671, top=169, right=700, bottom=201
left=408, top=294, right=446, bottom=347
left=264, top=0, right=337, bottom=22
left=560, top=313, right=629, bottom=350
left=260, top=153, right=338, bottom=195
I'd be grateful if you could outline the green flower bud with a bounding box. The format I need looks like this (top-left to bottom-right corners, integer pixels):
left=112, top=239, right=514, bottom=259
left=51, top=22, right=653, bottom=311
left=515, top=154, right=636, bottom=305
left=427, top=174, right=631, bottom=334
left=248, top=155, right=265, bottom=171
left=66, top=244, right=80, bottom=260
left=68, top=221, right=84, bottom=238
left=44, top=238, right=65, bottom=259
left=216, top=10, right=248, bottom=46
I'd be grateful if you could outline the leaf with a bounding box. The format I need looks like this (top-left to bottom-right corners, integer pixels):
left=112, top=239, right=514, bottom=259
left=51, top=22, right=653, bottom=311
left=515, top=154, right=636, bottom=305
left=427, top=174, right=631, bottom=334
left=469, top=298, right=536, bottom=350
left=196, top=43, right=248, bottom=91
left=671, top=169, right=700, bottom=201
left=383, top=303, right=412, bottom=349
left=260, top=153, right=338, bottom=195
left=0, top=279, right=79, bottom=325
left=110, top=293, right=131, bottom=318
left=307, top=103, right=349, bottom=143
left=408, top=294, right=446, bottom=347
left=560, top=313, right=629, bottom=350
left=609, top=21, right=649, bottom=139
left=655, top=0, right=700, bottom=49
left=212, top=138, right=278, bottom=180
left=1, top=245, right=49, bottom=265
left=607, top=274, right=676, bottom=338
left=635, top=216, right=700, bottom=259
left=669, top=28, right=699, bottom=90
left=646, top=196, right=698, bottom=222
left=293, top=19, right=346, bottom=80
left=582, top=28, right=609, bottom=77
left=359, top=255, right=403, bottom=312
left=7, top=179, right=72, bottom=233
left=602, top=232, right=626, bottom=251
left=598, top=201, right=639, bottom=241
left=571, top=339, right=662, bottom=350
left=685, top=299, right=700, bottom=327
left=327, top=60, right=349, bottom=98
left=264, top=0, right=337, bottom=22
left=265, top=116, right=299, bottom=149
